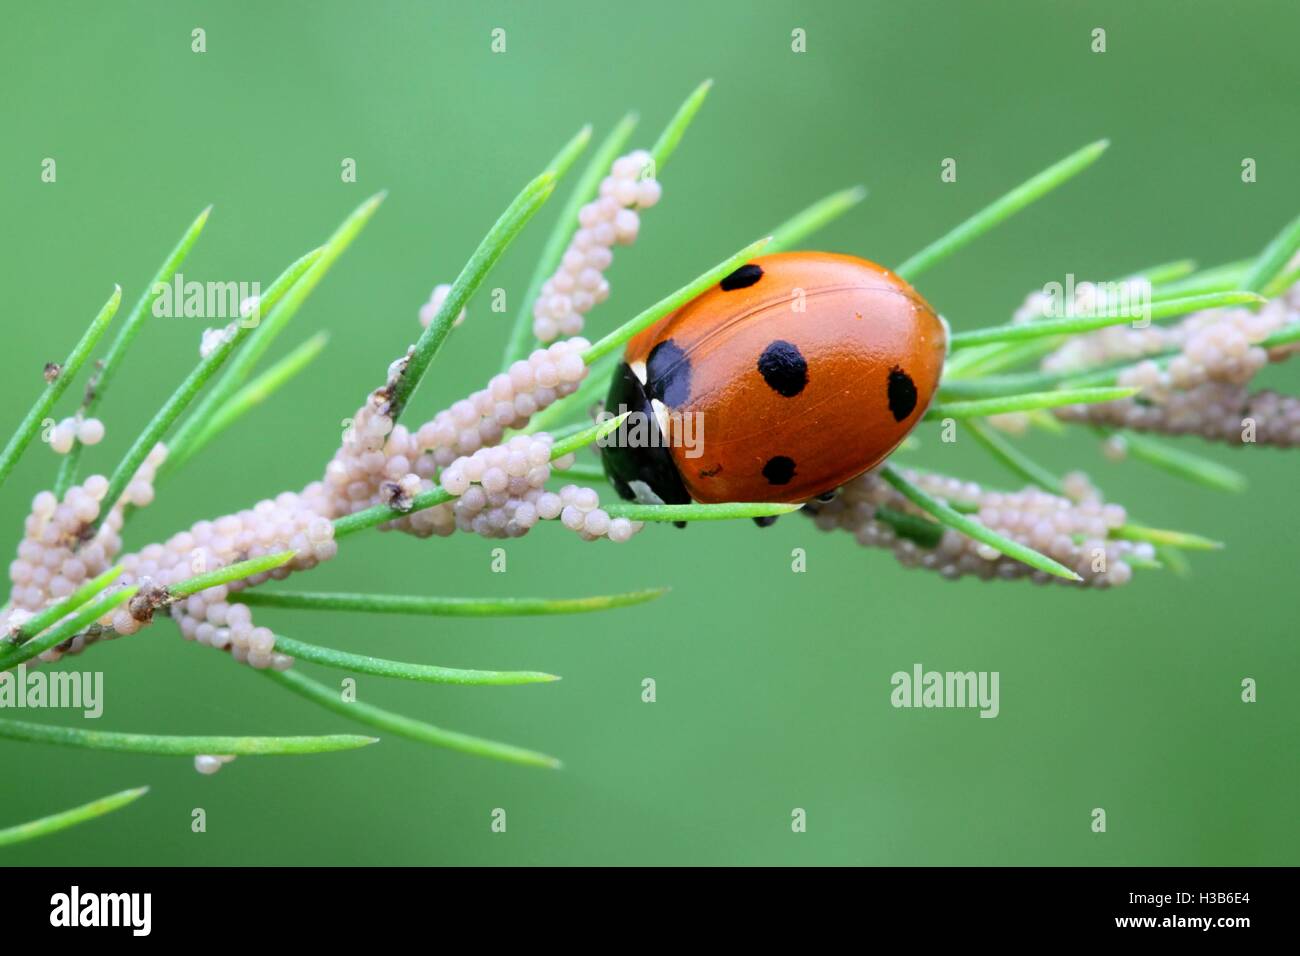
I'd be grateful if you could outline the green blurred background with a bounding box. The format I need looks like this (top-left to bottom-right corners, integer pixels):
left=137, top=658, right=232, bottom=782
left=1, top=0, right=1297, bottom=866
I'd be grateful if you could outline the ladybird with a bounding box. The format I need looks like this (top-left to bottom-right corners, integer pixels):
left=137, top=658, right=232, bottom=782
left=601, top=252, right=947, bottom=516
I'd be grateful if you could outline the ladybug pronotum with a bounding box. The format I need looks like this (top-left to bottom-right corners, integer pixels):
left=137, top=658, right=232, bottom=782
left=601, top=252, right=947, bottom=519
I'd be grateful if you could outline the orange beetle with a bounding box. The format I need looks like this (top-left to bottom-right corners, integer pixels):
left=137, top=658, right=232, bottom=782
left=601, top=252, right=947, bottom=519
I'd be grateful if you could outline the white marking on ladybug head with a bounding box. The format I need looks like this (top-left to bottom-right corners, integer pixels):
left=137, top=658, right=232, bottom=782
left=630, top=360, right=647, bottom=385
left=650, top=397, right=671, bottom=436
left=627, top=480, right=665, bottom=505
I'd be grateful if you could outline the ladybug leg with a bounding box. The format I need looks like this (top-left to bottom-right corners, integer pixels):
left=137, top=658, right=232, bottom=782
left=815, top=489, right=839, bottom=502
left=752, top=515, right=779, bottom=528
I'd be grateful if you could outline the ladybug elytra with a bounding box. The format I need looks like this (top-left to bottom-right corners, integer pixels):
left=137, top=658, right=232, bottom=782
left=601, top=252, right=947, bottom=514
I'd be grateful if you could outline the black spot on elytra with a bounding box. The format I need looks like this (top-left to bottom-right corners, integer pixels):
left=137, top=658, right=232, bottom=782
left=720, top=263, right=763, bottom=291
left=887, top=367, right=917, bottom=422
left=757, top=340, right=808, bottom=397
left=762, top=455, right=796, bottom=486
left=698, top=463, right=722, bottom=478
left=646, top=339, right=692, bottom=408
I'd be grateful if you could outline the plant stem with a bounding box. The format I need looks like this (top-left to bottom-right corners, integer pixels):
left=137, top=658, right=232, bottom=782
left=0, top=285, right=121, bottom=491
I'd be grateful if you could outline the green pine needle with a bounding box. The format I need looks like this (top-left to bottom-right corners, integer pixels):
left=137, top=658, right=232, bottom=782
left=164, top=193, right=380, bottom=476
left=94, top=326, right=251, bottom=531
left=1111, top=523, right=1223, bottom=551
left=99, top=198, right=384, bottom=524
left=1152, top=259, right=1250, bottom=299
left=331, top=491, right=451, bottom=540
left=233, top=587, right=668, bottom=617
left=1157, top=545, right=1191, bottom=576
left=1258, top=319, right=1300, bottom=350
left=872, top=505, right=945, bottom=548
left=948, top=291, right=1267, bottom=349
left=1130, top=259, right=1198, bottom=285
left=388, top=172, right=556, bottom=422
left=0, top=285, right=121, bottom=491
left=965, top=419, right=1064, bottom=494
left=0, top=718, right=375, bottom=755
left=163, top=246, right=326, bottom=473
left=928, top=386, right=1137, bottom=419
left=895, top=140, right=1109, bottom=281
left=768, top=185, right=868, bottom=252
left=264, top=667, right=560, bottom=769
left=331, top=414, right=624, bottom=538
left=940, top=368, right=1068, bottom=397
left=169, top=550, right=296, bottom=598
left=503, top=120, right=631, bottom=369
left=77, top=207, right=211, bottom=407
left=880, top=465, right=1081, bottom=581
left=603, top=501, right=802, bottom=522
left=0, top=786, right=149, bottom=848
left=1262, top=260, right=1300, bottom=299
left=1, top=551, right=295, bottom=671
left=4, top=563, right=124, bottom=646
left=549, top=410, right=628, bottom=459
left=55, top=207, right=212, bottom=495
left=1101, top=429, right=1247, bottom=493
left=519, top=355, right=618, bottom=436
left=1241, top=211, right=1300, bottom=293
left=942, top=336, right=1067, bottom=381
left=0, top=586, right=135, bottom=672
left=582, top=236, right=772, bottom=364
left=185, top=331, right=330, bottom=459
left=267, top=635, right=559, bottom=686
left=650, top=79, right=712, bottom=171
left=552, top=460, right=607, bottom=482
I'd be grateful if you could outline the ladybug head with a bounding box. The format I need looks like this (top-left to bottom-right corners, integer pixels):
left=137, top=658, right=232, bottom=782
left=600, top=361, right=691, bottom=509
